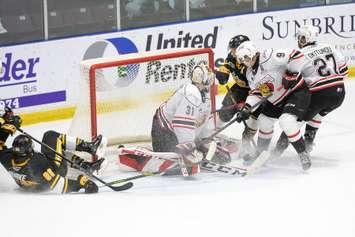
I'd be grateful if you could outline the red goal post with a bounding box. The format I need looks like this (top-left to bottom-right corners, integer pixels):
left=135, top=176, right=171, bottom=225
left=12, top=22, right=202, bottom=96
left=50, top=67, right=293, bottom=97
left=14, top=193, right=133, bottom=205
left=69, top=48, right=216, bottom=145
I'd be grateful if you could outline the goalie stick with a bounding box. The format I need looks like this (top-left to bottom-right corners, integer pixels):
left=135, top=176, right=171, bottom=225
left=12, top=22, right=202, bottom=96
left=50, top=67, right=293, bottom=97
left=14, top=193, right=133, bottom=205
left=200, top=160, right=247, bottom=176
left=17, top=128, right=133, bottom=192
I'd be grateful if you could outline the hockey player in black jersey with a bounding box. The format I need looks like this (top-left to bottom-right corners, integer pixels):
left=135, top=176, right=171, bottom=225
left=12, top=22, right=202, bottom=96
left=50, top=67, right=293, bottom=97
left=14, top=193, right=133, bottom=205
left=0, top=106, right=105, bottom=194
left=216, top=35, right=250, bottom=122
left=215, top=35, right=264, bottom=160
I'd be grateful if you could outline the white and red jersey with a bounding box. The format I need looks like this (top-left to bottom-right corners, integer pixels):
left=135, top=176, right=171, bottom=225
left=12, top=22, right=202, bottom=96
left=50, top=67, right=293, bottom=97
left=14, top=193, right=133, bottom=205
left=288, top=42, right=348, bottom=92
left=245, top=48, right=305, bottom=110
left=156, top=83, right=214, bottom=144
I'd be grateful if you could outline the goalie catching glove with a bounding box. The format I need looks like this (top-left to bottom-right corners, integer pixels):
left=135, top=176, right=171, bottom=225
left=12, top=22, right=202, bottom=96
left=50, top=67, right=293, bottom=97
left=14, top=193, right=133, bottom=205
left=197, top=141, right=231, bottom=165
left=175, top=142, right=203, bottom=176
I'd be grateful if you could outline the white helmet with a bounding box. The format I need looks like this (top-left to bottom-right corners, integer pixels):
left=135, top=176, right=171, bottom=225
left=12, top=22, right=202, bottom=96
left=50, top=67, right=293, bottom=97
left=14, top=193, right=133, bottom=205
left=296, top=25, right=318, bottom=48
left=191, top=63, right=214, bottom=92
left=235, top=41, right=259, bottom=67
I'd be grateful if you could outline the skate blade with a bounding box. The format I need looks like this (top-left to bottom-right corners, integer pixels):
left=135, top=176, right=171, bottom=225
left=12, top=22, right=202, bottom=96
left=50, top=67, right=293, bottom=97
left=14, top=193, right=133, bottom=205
left=96, top=136, right=108, bottom=159
left=246, top=151, right=270, bottom=176
left=95, top=157, right=109, bottom=176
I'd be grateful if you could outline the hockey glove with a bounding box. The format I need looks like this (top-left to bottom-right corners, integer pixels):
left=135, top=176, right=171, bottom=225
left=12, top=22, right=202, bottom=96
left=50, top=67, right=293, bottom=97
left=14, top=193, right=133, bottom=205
left=176, top=142, right=203, bottom=176
left=282, top=70, right=301, bottom=89
left=1, top=115, right=22, bottom=135
left=78, top=175, right=98, bottom=194
left=211, top=145, right=231, bottom=165
left=215, top=70, right=229, bottom=85
left=2, top=107, right=22, bottom=128
left=196, top=140, right=231, bottom=165
left=176, top=142, right=203, bottom=165
left=236, top=104, right=252, bottom=123
left=7, top=115, right=22, bottom=129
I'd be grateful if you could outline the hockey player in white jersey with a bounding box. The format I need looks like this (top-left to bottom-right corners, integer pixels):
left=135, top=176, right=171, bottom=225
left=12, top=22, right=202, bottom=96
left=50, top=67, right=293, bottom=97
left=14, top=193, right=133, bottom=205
left=234, top=41, right=312, bottom=170
left=118, top=63, right=231, bottom=176
left=272, top=25, right=347, bottom=157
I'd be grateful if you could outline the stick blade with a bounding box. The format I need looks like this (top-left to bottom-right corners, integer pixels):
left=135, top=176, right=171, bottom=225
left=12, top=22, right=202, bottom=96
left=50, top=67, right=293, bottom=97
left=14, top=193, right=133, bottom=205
left=110, top=181, right=134, bottom=192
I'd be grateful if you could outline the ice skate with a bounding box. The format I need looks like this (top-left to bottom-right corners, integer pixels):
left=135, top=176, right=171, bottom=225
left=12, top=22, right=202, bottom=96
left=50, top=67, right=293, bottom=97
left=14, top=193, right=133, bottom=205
left=76, top=135, right=107, bottom=158
left=298, top=151, right=311, bottom=171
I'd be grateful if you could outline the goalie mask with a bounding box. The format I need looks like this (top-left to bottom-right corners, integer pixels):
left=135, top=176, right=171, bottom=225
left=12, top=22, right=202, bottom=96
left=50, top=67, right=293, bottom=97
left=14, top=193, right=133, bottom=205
left=12, top=134, right=34, bottom=158
left=191, top=64, right=214, bottom=93
left=235, top=41, right=259, bottom=68
left=296, top=25, right=318, bottom=48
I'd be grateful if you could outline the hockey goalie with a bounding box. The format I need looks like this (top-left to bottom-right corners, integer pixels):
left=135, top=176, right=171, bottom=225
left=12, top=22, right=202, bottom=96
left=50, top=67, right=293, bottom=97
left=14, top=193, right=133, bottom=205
left=118, top=63, right=240, bottom=177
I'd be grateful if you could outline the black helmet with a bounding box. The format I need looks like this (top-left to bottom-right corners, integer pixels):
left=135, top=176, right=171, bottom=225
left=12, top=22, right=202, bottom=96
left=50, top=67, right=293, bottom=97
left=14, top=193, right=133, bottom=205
left=228, top=35, right=250, bottom=49
left=12, top=134, right=34, bottom=157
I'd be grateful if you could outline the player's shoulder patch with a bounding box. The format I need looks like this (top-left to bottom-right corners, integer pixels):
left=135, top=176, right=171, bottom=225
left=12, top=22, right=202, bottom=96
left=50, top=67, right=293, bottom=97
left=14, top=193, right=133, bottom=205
left=288, top=49, right=304, bottom=61
left=183, top=84, right=203, bottom=107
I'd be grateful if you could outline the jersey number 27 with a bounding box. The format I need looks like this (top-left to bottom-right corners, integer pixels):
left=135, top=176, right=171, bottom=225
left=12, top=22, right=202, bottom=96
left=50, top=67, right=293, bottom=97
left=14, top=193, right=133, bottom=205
left=313, top=53, right=338, bottom=77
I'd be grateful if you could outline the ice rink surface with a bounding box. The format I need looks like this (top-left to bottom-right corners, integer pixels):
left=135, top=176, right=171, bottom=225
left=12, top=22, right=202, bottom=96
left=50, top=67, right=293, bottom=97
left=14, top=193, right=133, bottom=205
left=1, top=80, right=355, bottom=237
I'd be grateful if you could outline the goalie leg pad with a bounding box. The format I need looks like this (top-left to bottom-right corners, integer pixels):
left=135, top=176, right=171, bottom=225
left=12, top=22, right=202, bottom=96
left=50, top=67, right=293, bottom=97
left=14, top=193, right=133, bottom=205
left=118, top=147, right=180, bottom=173
left=118, top=153, right=177, bottom=173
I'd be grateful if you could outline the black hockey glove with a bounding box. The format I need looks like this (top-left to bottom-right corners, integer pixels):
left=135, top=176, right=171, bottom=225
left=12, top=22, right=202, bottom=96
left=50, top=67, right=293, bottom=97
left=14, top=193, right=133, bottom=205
left=2, top=106, right=13, bottom=118
left=3, top=107, right=22, bottom=128
left=282, top=70, right=301, bottom=89
left=78, top=175, right=98, bottom=194
left=6, top=115, right=22, bottom=129
left=236, top=104, right=251, bottom=123
left=215, top=70, right=229, bottom=85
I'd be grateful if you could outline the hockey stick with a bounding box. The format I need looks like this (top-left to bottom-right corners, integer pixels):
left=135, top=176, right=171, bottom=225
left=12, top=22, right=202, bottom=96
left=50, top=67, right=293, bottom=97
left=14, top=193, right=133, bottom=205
left=224, top=85, right=254, bottom=136
left=17, top=128, right=133, bottom=192
left=106, top=171, right=162, bottom=186
left=203, top=93, right=271, bottom=143
left=211, top=102, right=244, bottom=114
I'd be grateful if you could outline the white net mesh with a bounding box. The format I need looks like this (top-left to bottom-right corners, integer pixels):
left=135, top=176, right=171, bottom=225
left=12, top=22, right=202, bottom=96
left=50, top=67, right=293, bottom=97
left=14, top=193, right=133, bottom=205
left=68, top=48, right=215, bottom=145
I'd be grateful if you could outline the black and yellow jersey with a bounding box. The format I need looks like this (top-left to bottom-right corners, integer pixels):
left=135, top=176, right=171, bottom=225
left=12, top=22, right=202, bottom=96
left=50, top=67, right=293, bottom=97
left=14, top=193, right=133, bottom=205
left=0, top=149, right=68, bottom=192
left=216, top=52, right=249, bottom=89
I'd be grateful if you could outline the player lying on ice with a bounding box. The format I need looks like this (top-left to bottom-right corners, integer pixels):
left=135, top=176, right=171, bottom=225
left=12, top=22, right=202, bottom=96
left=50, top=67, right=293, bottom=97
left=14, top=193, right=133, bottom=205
left=118, top=63, right=246, bottom=177
left=0, top=106, right=106, bottom=194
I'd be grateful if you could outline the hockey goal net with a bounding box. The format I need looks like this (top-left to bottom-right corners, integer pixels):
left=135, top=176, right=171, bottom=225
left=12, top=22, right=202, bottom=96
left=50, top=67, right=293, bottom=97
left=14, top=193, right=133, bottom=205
left=68, top=48, right=216, bottom=146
